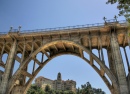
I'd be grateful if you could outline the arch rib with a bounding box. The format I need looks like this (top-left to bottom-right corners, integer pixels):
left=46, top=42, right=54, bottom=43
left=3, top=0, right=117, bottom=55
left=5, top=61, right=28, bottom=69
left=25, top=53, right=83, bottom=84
left=7, top=40, right=119, bottom=94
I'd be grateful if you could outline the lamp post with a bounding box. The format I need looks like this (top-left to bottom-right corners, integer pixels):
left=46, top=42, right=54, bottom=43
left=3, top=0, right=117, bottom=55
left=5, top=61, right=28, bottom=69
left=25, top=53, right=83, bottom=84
left=18, top=26, right=21, bottom=32
left=103, top=17, right=107, bottom=24
left=10, top=26, right=13, bottom=32
left=114, top=15, right=118, bottom=22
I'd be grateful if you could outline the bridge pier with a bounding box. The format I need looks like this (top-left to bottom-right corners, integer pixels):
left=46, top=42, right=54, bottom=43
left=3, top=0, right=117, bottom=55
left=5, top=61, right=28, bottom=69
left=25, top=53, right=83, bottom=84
left=107, top=47, right=117, bottom=79
left=0, top=71, right=3, bottom=84
left=107, top=48, right=119, bottom=94
left=11, top=85, right=25, bottom=94
left=0, top=40, right=17, bottom=94
left=110, top=32, right=129, bottom=94
left=10, top=53, right=28, bottom=94
left=127, top=73, right=130, bottom=93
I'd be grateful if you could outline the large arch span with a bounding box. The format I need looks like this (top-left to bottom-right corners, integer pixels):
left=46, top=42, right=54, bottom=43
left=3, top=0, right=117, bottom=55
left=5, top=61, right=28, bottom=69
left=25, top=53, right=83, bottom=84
left=6, top=40, right=119, bottom=94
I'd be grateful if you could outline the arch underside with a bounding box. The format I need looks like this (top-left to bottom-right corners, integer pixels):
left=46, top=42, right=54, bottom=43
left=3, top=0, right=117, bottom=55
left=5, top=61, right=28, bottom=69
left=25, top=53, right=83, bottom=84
left=6, top=40, right=119, bottom=94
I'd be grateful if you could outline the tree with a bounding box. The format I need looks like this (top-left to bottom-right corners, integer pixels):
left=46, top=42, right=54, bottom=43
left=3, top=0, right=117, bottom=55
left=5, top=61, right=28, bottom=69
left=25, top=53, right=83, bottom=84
left=27, top=84, right=44, bottom=94
left=44, top=85, right=51, bottom=93
left=80, top=82, right=93, bottom=94
left=80, top=82, right=106, bottom=94
left=106, top=0, right=130, bottom=22
left=68, top=91, right=75, bottom=94
left=77, top=87, right=80, bottom=94
left=49, top=89, right=55, bottom=94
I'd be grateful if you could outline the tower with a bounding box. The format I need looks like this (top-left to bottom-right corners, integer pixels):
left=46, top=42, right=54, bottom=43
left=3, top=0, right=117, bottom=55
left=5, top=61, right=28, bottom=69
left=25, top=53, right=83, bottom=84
left=57, top=72, right=62, bottom=81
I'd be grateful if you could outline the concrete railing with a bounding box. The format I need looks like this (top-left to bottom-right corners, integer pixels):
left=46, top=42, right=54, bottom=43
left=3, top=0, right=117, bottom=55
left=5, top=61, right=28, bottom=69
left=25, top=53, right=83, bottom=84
left=0, top=20, right=127, bottom=35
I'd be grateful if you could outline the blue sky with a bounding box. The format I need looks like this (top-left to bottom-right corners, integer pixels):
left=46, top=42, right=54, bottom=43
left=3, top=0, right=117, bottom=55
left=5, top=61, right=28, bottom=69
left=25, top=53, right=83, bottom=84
left=0, top=0, right=127, bottom=94
left=0, top=0, right=125, bottom=32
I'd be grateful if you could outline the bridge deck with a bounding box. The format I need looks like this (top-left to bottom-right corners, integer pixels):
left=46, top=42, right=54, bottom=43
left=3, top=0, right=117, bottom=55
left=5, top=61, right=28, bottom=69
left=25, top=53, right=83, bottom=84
left=0, top=21, right=129, bottom=53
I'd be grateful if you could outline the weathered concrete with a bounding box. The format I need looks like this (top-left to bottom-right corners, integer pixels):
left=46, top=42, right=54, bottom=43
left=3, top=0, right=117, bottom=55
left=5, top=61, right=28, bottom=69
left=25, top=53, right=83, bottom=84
left=11, top=86, right=25, bottom=94
left=107, top=47, right=117, bottom=78
left=110, top=32, right=129, bottom=94
left=0, top=21, right=129, bottom=94
left=127, top=73, right=130, bottom=93
left=0, top=40, right=17, bottom=94
left=0, top=71, right=3, bottom=84
left=107, top=47, right=118, bottom=94
left=11, top=54, right=29, bottom=94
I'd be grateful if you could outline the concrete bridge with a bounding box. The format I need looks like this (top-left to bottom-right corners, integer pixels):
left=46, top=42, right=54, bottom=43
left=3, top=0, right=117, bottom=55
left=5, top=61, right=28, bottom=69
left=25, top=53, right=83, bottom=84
left=0, top=20, right=130, bottom=94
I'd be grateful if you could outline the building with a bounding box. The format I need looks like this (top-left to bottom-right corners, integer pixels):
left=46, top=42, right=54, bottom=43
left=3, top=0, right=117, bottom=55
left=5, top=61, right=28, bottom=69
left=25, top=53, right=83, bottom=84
left=35, top=76, right=53, bottom=90
left=35, top=72, right=76, bottom=92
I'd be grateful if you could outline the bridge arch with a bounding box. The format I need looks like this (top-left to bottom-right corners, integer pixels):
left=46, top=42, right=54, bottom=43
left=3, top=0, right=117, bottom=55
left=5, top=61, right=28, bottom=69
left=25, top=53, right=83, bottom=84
left=8, top=40, right=119, bottom=94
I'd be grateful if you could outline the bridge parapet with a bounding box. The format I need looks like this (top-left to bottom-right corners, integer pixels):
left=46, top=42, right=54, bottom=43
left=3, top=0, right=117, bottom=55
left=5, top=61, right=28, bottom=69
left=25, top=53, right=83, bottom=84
left=0, top=20, right=127, bottom=35
left=19, top=20, right=127, bottom=34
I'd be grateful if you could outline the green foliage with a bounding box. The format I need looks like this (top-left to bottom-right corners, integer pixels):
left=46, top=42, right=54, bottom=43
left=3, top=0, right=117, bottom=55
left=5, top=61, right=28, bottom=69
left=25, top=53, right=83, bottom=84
left=27, top=84, right=44, bottom=94
left=44, top=84, right=76, bottom=94
left=27, top=83, right=105, bottom=94
left=79, top=82, right=106, bottom=94
left=44, top=85, right=51, bottom=93
left=106, top=0, right=130, bottom=23
left=127, top=22, right=130, bottom=36
left=80, top=82, right=93, bottom=94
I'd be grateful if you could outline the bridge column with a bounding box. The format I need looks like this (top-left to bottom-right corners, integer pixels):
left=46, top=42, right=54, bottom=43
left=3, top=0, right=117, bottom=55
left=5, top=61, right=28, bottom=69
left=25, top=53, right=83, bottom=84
left=0, top=70, right=3, bottom=85
left=110, top=32, right=129, bottom=94
left=10, top=69, right=27, bottom=94
left=11, top=86, right=25, bottom=94
left=10, top=70, right=27, bottom=94
left=0, top=40, right=17, bottom=94
left=127, top=73, right=130, bottom=93
left=11, top=42, right=28, bottom=94
left=107, top=47, right=118, bottom=94
left=107, top=47, right=117, bottom=79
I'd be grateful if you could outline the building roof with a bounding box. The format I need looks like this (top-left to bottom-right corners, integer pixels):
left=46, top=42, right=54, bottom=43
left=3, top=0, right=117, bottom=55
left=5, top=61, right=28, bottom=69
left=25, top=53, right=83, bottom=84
left=35, top=76, right=53, bottom=82
left=35, top=73, right=76, bottom=84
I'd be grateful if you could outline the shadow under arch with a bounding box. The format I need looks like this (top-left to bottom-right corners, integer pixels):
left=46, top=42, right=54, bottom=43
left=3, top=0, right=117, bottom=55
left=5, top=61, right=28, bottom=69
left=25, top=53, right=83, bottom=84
left=8, top=40, right=119, bottom=94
